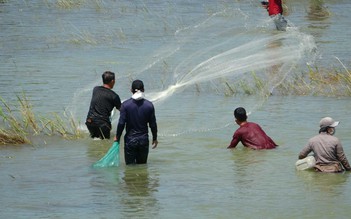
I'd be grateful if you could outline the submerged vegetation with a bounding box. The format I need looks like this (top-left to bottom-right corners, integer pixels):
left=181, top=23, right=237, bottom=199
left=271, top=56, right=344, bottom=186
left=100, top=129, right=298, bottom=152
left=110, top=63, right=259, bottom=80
left=220, top=63, right=351, bottom=97
left=0, top=93, right=82, bottom=145
left=277, top=64, right=351, bottom=96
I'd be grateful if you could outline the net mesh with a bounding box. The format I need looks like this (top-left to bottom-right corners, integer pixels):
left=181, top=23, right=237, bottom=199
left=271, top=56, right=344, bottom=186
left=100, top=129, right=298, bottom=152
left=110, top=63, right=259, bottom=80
left=93, top=141, right=120, bottom=168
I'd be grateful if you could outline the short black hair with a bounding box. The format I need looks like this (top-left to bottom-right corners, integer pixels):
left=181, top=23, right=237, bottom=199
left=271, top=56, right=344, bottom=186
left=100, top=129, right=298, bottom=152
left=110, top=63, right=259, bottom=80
left=131, top=79, right=144, bottom=93
left=102, top=71, right=115, bottom=84
left=234, top=107, right=247, bottom=122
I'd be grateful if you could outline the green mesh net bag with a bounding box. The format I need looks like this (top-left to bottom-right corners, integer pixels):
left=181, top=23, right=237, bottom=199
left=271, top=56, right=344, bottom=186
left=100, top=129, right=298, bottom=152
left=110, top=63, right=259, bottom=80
left=93, top=141, right=120, bottom=168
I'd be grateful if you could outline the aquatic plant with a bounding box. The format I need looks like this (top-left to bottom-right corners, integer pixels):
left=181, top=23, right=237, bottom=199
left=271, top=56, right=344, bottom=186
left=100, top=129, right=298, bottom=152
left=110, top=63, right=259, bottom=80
left=215, top=62, right=351, bottom=97
left=55, top=0, right=84, bottom=9
left=39, top=112, right=82, bottom=139
left=40, top=0, right=105, bottom=11
left=0, top=93, right=82, bottom=145
left=0, top=96, right=30, bottom=145
left=275, top=63, right=351, bottom=97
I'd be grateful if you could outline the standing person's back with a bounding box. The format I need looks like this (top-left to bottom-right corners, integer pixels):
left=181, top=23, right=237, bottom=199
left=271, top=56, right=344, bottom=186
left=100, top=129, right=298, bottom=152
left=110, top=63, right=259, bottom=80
left=86, top=71, right=121, bottom=139
left=115, top=80, right=158, bottom=165
left=227, top=107, right=277, bottom=150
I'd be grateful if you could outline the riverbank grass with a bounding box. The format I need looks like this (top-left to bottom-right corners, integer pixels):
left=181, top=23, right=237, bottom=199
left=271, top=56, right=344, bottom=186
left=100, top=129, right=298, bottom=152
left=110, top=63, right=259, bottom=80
left=0, top=94, right=82, bottom=145
left=222, top=63, right=351, bottom=97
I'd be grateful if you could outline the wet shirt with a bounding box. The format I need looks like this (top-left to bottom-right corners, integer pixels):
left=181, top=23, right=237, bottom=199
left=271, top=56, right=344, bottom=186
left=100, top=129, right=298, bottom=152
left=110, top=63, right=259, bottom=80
left=228, top=122, right=277, bottom=150
left=86, top=86, right=121, bottom=124
left=299, top=133, right=351, bottom=170
left=268, top=0, right=283, bottom=16
left=116, top=98, right=157, bottom=142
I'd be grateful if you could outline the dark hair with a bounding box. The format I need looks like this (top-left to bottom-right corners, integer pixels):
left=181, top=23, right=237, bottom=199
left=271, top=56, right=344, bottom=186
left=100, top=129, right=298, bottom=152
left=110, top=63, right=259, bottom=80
left=319, top=126, right=328, bottom=133
left=131, top=79, right=144, bottom=93
left=234, top=107, right=247, bottom=122
left=102, top=71, right=115, bottom=84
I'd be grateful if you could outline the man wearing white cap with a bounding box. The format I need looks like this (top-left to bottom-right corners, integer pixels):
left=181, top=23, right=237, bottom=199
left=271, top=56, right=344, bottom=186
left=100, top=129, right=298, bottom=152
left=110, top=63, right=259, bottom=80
left=298, top=117, right=351, bottom=173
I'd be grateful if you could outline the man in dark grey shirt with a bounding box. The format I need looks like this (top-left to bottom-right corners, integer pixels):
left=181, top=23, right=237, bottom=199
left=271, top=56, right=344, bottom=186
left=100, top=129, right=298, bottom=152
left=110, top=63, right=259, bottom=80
left=299, top=117, right=351, bottom=172
left=86, top=71, right=121, bottom=139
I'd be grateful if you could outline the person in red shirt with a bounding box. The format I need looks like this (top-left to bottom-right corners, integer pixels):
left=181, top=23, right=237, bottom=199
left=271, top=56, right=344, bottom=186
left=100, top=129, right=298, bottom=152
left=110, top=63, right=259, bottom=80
left=227, top=107, right=278, bottom=150
left=261, top=0, right=287, bottom=31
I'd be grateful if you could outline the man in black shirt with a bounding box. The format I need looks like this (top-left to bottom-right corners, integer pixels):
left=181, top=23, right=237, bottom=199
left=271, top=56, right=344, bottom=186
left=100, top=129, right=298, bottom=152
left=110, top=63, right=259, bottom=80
left=86, top=71, right=121, bottom=139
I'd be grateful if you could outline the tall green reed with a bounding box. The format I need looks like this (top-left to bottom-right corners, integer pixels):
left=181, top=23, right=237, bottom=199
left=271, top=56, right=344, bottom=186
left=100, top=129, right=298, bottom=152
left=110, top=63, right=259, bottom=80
left=0, top=93, right=82, bottom=145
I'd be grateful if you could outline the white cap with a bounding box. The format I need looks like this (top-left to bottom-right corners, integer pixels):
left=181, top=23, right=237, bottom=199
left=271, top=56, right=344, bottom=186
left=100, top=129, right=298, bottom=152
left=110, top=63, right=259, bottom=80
left=319, top=117, right=339, bottom=128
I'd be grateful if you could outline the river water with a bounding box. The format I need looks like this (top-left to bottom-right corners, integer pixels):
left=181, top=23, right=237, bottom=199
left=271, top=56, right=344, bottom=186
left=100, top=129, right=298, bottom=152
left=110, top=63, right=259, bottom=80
left=1, top=0, right=351, bottom=218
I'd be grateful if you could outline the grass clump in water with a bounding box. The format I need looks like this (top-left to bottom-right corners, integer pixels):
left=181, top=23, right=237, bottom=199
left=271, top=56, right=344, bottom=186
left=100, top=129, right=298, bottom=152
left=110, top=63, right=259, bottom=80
left=219, top=62, right=351, bottom=97
left=0, top=93, right=82, bottom=145
left=275, top=63, right=351, bottom=97
left=55, top=0, right=84, bottom=9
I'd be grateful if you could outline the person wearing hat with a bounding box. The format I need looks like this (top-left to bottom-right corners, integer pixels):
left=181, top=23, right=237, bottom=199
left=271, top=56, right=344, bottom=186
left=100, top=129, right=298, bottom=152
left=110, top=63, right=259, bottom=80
left=227, top=107, right=278, bottom=150
left=86, top=71, right=121, bottom=139
left=115, top=79, right=158, bottom=165
left=298, top=117, right=351, bottom=173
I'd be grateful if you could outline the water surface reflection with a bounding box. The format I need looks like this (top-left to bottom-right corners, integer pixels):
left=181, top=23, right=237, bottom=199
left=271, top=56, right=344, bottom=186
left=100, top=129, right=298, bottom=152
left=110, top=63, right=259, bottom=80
left=120, top=165, right=160, bottom=218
